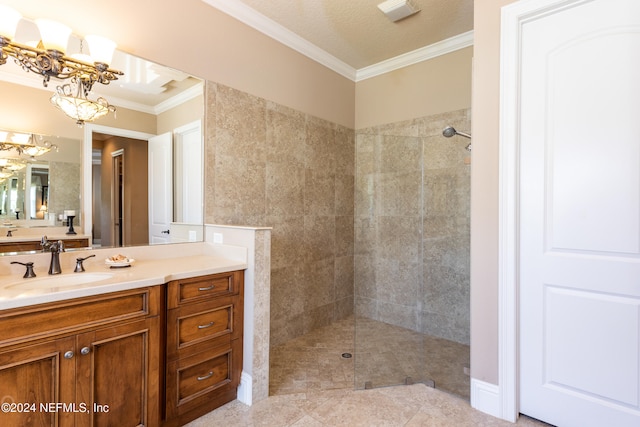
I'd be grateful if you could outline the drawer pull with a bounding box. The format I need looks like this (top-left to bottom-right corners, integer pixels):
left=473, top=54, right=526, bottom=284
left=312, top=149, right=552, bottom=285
left=197, top=371, right=214, bottom=381
left=64, top=350, right=74, bottom=359
left=198, top=285, right=215, bottom=291
left=198, top=321, right=215, bottom=329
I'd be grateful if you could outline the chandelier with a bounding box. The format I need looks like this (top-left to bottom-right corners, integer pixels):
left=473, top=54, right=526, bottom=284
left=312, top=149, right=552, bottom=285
left=51, top=81, right=116, bottom=125
left=0, top=130, right=58, bottom=158
left=0, top=5, right=122, bottom=123
left=0, top=158, right=26, bottom=171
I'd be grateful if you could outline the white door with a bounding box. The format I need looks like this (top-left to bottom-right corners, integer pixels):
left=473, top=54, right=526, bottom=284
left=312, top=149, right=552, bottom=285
left=148, top=132, right=173, bottom=244
left=174, top=120, right=203, bottom=224
left=518, top=1, right=640, bottom=426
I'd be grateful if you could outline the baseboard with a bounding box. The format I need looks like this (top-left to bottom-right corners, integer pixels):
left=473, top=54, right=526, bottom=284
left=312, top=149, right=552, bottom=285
left=237, top=371, right=252, bottom=406
left=470, top=378, right=501, bottom=419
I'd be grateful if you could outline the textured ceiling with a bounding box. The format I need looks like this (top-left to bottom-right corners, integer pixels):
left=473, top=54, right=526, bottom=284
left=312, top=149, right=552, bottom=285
left=234, top=0, right=474, bottom=69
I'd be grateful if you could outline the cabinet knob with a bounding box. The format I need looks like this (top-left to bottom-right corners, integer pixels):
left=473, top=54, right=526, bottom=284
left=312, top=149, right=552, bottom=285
left=80, top=346, right=91, bottom=355
left=64, top=350, right=74, bottom=359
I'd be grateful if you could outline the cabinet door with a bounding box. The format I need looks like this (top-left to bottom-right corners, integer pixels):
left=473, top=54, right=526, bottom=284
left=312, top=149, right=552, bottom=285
left=76, top=317, right=160, bottom=427
left=0, top=337, right=76, bottom=427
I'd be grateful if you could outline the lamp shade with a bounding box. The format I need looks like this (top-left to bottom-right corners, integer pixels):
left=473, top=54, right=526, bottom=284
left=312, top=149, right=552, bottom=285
left=10, top=132, right=31, bottom=144
left=50, top=88, right=114, bottom=125
left=35, top=19, right=71, bottom=52
left=0, top=5, right=22, bottom=39
left=85, top=34, right=116, bottom=65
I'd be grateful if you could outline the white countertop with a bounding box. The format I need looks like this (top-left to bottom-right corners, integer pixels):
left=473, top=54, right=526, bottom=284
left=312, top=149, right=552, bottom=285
left=0, top=242, right=248, bottom=310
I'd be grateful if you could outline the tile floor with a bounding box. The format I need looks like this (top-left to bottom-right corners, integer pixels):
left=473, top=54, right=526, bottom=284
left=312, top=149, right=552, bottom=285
left=269, top=316, right=470, bottom=399
left=186, top=317, right=550, bottom=426
left=186, top=383, right=548, bottom=426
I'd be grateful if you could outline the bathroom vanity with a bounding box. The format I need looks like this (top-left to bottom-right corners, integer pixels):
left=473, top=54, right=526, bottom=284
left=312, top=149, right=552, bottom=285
left=0, top=245, right=247, bottom=427
left=0, top=285, right=162, bottom=426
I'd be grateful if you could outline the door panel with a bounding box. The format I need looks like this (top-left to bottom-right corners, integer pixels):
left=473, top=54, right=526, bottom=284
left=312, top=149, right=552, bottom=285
left=0, top=337, right=75, bottom=427
left=545, top=286, right=639, bottom=406
left=174, top=120, right=203, bottom=225
left=76, top=318, right=159, bottom=427
left=518, top=0, right=640, bottom=426
left=148, top=132, right=173, bottom=245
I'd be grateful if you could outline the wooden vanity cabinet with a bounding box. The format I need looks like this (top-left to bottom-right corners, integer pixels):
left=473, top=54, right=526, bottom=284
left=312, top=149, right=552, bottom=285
left=0, top=237, right=90, bottom=253
left=163, top=270, right=244, bottom=426
left=0, top=286, right=161, bottom=427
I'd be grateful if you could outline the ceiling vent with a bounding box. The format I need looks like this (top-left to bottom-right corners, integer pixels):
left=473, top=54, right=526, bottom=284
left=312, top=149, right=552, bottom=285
left=377, top=0, right=421, bottom=22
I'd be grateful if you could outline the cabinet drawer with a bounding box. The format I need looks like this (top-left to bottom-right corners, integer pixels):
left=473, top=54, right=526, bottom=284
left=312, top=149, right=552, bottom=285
left=166, top=340, right=242, bottom=419
left=167, top=270, right=243, bottom=308
left=167, top=296, right=241, bottom=360
left=61, top=238, right=90, bottom=249
left=0, top=287, right=160, bottom=348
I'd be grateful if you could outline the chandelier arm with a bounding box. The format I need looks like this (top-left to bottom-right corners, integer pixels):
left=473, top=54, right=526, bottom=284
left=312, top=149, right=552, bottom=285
left=0, top=38, right=123, bottom=88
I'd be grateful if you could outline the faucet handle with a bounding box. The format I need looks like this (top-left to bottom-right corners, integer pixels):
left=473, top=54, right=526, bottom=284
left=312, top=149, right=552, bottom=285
left=6, top=228, right=17, bottom=237
left=11, top=261, right=36, bottom=278
left=74, top=254, right=96, bottom=272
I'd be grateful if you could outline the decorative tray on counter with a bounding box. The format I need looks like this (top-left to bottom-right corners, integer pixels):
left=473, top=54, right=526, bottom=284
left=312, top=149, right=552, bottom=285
left=105, top=255, right=135, bottom=268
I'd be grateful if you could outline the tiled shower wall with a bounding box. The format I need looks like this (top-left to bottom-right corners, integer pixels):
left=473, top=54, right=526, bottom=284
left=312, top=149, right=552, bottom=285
left=48, top=161, right=81, bottom=221
left=355, top=109, right=471, bottom=345
left=203, top=82, right=355, bottom=347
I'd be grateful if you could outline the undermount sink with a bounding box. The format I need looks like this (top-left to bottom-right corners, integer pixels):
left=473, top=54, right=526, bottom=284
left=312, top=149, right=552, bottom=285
left=5, top=273, right=114, bottom=290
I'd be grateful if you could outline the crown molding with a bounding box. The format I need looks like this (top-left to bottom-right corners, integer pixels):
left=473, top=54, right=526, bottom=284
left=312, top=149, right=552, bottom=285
left=355, top=30, right=474, bottom=82
left=153, top=81, right=205, bottom=114
left=201, top=0, right=357, bottom=80
left=202, top=1, right=473, bottom=82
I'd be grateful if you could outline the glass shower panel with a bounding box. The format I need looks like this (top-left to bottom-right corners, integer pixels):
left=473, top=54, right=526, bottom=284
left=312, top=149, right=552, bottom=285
left=353, top=133, right=428, bottom=389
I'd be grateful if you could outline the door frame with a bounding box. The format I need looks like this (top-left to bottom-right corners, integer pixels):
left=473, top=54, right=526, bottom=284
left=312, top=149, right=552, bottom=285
left=82, top=125, right=154, bottom=239
left=496, top=0, right=586, bottom=422
left=111, top=148, right=125, bottom=246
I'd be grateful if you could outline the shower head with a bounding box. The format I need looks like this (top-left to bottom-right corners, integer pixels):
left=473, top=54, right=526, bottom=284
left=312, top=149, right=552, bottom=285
left=442, top=126, right=471, bottom=139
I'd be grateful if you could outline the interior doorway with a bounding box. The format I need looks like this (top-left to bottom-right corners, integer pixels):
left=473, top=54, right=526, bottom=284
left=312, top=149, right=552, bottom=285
left=90, top=130, right=149, bottom=248
left=111, top=149, right=124, bottom=247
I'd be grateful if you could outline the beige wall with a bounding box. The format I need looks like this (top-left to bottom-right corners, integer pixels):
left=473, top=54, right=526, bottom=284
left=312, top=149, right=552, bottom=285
left=470, top=0, right=517, bottom=385
left=2, top=0, right=356, bottom=129
left=355, top=47, right=473, bottom=129
left=157, top=94, right=205, bottom=135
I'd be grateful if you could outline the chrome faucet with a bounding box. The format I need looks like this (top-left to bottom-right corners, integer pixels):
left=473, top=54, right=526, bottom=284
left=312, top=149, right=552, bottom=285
left=47, top=240, right=64, bottom=275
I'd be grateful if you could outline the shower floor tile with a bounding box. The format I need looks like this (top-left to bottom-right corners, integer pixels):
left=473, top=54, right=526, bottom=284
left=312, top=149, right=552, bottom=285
left=270, top=316, right=470, bottom=400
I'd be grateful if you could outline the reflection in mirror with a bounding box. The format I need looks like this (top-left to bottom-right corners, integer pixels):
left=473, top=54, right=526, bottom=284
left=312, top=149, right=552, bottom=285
left=83, top=78, right=205, bottom=249
left=85, top=116, right=204, bottom=248
left=0, top=132, right=81, bottom=227
left=0, top=14, right=205, bottom=254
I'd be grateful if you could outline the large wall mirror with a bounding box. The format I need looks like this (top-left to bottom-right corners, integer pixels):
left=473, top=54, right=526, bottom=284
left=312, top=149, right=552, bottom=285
left=0, top=131, right=81, bottom=225
left=0, top=18, right=204, bottom=253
